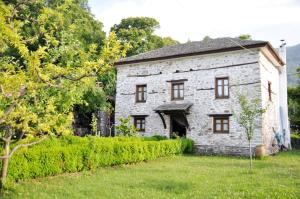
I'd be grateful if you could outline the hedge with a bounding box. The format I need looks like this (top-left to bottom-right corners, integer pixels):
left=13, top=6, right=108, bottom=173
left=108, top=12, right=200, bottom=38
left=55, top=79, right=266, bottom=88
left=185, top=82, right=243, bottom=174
left=291, top=134, right=300, bottom=149
left=3, top=136, right=193, bottom=181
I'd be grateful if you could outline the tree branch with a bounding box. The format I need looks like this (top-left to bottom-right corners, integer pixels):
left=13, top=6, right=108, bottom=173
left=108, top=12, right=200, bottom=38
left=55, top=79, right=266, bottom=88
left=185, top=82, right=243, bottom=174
left=35, top=69, right=97, bottom=87
left=0, top=86, right=26, bottom=124
left=51, top=73, right=97, bottom=81
left=7, top=0, right=30, bottom=23
left=0, top=102, right=16, bottom=124
left=35, top=69, right=62, bottom=88
left=0, top=136, right=48, bottom=159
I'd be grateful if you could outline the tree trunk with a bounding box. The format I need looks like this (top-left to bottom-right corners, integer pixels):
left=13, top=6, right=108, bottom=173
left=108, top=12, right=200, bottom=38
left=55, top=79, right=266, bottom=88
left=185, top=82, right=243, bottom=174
left=249, top=140, right=252, bottom=170
left=0, top=127, right=12, bottom=193
left=0, top=140, right=10, bottom=192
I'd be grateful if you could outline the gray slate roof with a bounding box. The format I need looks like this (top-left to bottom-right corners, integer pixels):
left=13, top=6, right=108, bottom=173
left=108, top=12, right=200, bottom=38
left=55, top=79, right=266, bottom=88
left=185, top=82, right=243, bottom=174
left=154, top=103, right=193, bottom=112
left=116, top=37, right=269, bottom=65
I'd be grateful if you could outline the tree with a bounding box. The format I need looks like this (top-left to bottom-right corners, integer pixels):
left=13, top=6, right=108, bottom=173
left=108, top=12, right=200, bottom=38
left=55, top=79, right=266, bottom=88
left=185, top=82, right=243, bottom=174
left=2, top=0, right=109, bottom=135
left=288, top=66, right=300, bottom=133
left=111, top=17, right=179, bottom=57
left=2, top=0, right=106, bottom=54
left=202, top=36, right=212, bottom=42
left=234, top=94, right=266, bottom=170
left=0, top=0, right=125, bottom=190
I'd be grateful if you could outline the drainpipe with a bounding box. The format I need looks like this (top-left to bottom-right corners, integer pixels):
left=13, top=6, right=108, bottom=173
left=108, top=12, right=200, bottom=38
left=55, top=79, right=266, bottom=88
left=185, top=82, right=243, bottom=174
left=278, top=39, right=291, bottom=149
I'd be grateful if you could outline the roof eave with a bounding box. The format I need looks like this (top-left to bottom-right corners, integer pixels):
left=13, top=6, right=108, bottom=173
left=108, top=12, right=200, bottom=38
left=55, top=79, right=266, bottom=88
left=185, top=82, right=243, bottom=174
left=265, top=42, right=285, bottom=66
left=115, top=42, right=271, bottom=66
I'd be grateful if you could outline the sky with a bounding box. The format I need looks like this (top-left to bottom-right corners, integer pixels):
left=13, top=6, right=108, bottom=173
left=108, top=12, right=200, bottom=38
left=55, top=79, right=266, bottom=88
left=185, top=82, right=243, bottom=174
left=88, top=0, right=300, bottom=47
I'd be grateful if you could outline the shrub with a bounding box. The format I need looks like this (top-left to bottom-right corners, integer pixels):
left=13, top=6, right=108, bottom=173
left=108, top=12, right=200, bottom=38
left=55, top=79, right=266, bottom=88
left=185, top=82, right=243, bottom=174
left=3, top=136, right=193, bottom=181
left=180, top=138, right=194, bottom=153
left=142, top=135, right=168, bottom=141
left=291, top=133, right=300, bottom=149
left=115, top=117, right=138, bottom=136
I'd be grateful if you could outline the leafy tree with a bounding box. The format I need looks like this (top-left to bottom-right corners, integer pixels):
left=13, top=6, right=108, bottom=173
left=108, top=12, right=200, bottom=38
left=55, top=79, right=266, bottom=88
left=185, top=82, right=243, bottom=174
left=0, top=0, right=125, bottom=190
left=162, top=37, right=179, bottom=46
left=2, top=0, right=106, bottom=54
left=234, top=94, right=266, bottom=170
left=2, top=0, right=108, bottom=133
left=288, top=67, right=300, bottom=133
left=202, top=36, right=212, bottom=42
left=111, top=17, right=179, bottom=57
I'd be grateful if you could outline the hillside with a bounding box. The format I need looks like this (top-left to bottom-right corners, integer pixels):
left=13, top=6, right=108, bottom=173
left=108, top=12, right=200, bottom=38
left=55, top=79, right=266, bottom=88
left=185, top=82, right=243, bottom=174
left=287, top=44, right=300, bottom=86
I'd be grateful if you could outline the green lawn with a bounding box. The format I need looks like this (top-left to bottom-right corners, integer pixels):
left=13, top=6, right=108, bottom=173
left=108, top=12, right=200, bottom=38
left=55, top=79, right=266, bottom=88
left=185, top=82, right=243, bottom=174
left=4, top=151, right=300, bottom=199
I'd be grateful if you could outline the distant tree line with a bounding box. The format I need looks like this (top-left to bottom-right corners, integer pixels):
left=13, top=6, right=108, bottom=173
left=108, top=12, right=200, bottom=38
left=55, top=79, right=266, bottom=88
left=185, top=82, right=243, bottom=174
left=288, top=67, right=300, bottom=133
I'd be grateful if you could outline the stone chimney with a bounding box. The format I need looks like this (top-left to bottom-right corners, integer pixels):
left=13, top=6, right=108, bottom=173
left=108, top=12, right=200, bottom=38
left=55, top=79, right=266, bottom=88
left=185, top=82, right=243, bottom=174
left=277, top=39, right=291, bottom=148
left=278, top=39, right=287, bottom=63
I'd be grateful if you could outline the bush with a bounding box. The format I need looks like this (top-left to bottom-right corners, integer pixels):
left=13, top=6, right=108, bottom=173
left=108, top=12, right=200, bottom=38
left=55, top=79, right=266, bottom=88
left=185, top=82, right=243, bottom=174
left=291, top=133, right=300, bottom=149
left=115, top=117, right=138, bottom=136
left=142, top=135, right=168, bottom=141
left=3, top=136, right=193, bottom=181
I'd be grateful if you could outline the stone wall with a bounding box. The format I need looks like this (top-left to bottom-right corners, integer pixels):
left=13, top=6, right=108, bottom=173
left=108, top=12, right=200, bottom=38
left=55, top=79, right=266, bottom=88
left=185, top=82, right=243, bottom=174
left=259, top=51, right=280, bottom=154
left=115, top=49, right=280, bottom=155
left=194, top=145, right=255, bottom=156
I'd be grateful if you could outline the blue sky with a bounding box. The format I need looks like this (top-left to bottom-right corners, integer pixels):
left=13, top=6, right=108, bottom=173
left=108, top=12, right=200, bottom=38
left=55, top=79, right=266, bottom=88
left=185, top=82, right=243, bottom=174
left=88, top=0, right=300, bottom=47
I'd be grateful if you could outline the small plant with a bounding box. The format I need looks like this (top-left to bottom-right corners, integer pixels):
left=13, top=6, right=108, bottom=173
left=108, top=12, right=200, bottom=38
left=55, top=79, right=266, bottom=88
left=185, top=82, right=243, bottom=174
left=91, top=113, right=99, bottom=136
left=234, top=94, right=266, bottom=170
left=171, top=132, right=180, bottom=139
left=116, top=117, right=138, bottom=137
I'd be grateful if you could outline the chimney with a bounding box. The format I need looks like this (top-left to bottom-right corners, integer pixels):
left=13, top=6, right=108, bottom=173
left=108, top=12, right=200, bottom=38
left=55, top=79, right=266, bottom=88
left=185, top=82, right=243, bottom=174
left=277, top=39, right=291, bottom=149
left=278, top=39, right=287, bottom=64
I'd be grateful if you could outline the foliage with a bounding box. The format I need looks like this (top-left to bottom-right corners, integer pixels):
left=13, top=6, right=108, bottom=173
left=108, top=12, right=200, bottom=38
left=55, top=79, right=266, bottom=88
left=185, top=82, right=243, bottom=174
left=180, top=138, right=194, bottom=153
left=4, top=150, right=300, bottom=198
left=291, top=134, right=300, bottom=149
left=234, top=94, right=266, bottom=170
left=0, top=0, right=116, bottom=135
left=97, top=67, right=117, bottom=98
left=0, top=0, right=126, bottom=189
left=202, top=36, right=212, bottom=42
left=238, top=34, right=252, bottom=40
left=288, top=69, right=300, bottom=132
left=2, top=0, right=106, bottom=56
left=90, top=113, right=98, bottom=135
left=111, top=17, right=179, bottom=57
left=142, top=135, right=168, bottom=141
left=77, top=86, right=109, bottom=116
left=235, top=95, right=266, bottom=141
left=0, top=136, right=193, bottom=181
left=0, top=0, right=124, bottom=136
left=115, top=117, right=138, bottom=137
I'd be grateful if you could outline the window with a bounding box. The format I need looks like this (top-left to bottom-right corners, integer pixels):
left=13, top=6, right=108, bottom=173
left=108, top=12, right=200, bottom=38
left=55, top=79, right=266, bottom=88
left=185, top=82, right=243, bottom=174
left=215, top=77, right=229, bottom=99
left=136, top=85, right=147, bottom=102
left=134, top=117, right=146, bottom=132
left=171, top=82, right=184, bottom=100
left=268, top=81, right=272, bottom=101
left=213, top=116, right=229, bottom=133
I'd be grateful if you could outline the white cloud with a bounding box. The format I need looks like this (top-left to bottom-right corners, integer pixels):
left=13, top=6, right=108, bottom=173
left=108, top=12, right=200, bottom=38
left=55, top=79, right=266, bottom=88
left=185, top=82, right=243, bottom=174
left=89, top=0, right=300, bottom=47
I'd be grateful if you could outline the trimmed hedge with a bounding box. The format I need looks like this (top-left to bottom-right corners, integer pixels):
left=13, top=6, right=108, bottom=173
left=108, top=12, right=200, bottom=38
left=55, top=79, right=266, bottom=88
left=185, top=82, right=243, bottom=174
left=4, top=136, right=193, bottom=181
left=291, top=134, right=300, bottom=149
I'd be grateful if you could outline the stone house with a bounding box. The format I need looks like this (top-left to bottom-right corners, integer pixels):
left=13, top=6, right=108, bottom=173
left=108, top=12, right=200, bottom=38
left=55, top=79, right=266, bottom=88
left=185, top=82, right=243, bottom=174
left=114, top=38, right=290, bottom=155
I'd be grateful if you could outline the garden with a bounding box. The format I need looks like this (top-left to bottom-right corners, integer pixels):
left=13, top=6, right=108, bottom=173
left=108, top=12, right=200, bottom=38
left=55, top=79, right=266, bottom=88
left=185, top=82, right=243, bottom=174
left=0, top=135, right=298, bottom=198
left=3, top=148, right=300, bottom=199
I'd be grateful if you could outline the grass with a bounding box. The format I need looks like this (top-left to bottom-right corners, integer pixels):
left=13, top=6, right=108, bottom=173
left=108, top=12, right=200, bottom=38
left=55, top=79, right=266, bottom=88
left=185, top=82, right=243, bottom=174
left=4, top=150, right=300, bottom=199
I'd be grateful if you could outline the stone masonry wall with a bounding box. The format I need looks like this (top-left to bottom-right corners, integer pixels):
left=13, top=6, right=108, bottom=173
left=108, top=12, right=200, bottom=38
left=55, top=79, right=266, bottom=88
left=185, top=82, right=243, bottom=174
left=115, top=49, right=278, bottom=155
left=259, top=52, right=280, bottom=154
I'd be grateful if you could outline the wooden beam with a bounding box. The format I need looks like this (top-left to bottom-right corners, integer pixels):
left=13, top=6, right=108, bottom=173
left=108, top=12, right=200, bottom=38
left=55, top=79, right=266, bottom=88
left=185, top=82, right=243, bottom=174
left=156, top=111, right=166, bottom=129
